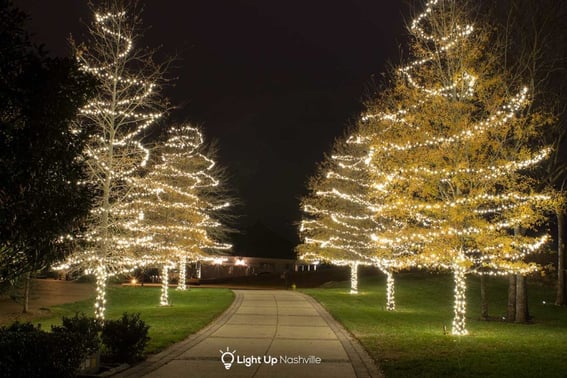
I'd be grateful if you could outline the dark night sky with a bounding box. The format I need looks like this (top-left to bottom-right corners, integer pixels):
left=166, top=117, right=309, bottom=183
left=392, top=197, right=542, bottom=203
left=13, top=0, right=408, bottom=249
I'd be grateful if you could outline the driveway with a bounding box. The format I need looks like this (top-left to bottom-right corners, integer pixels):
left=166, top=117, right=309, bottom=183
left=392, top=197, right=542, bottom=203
left=119, top=289, right=382, bottom=378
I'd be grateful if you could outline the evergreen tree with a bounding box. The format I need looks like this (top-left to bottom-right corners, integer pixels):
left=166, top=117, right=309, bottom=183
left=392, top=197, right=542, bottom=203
left=298, top=133, right=408, bottom=308
left=125, top=125, right=232, bottom=305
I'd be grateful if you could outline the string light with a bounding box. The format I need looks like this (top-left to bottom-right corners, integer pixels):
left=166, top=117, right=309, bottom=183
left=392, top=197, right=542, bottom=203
left=160, top=264, right=171, bottom=306
left=94, top=265, right=107, bottom=320
left=385, top=270, right=395, bottom=311
left=452, top=256, right=468, bottom=335
left=177, top=255, right=187, bottom=291
left=350, top=262, right=359, bottom=294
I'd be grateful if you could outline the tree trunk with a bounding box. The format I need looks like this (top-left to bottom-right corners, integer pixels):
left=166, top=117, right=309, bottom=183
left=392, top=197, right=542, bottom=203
left=556, top=208, right=566, bottom=306
left=480, top=274, right=488, bottom=320
left=350, top=262, right=358, bottom=294
left=160, top=265, right=169, bottom=306
left=515, top=274, right=529, bottom=323
left=386, top=270, right=395, bottom=311
left=94, top=265, right=107, bottom=321
left=507, top=274, right=516, bottom=322
left=22, top=271, right=31, bottom=313
left=177, top=255, right=187, bottom=291
left=452, top=266, right=468, bottom=335
left=196, top=261, right=202, bottom=279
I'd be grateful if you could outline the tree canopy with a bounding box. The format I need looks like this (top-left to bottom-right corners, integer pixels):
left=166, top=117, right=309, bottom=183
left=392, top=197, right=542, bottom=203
left=0, top=0, right=95, bottom=284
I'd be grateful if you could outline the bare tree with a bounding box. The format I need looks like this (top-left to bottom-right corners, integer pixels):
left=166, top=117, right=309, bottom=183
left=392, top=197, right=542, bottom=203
left=56, top=0, right=167, bottom=320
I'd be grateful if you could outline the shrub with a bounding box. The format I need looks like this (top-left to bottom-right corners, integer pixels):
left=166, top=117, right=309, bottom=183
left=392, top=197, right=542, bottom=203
left=51, top=312, right=101, bottom=355
left=44, top=330, right=88, bottom=377
left=101, top=312, right=150, bottom=363
left=0, top=322, right=85, bottom=378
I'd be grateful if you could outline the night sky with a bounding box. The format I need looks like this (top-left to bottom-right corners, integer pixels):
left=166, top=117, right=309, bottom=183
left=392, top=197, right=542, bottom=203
left=13, top=0, right=408, bottom=253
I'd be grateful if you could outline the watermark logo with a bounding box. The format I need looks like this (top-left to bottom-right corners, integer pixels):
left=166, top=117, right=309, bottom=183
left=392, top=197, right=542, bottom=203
left=219, top=347, right=236, bottom=370
left=219, top=347, right=322, bottom=370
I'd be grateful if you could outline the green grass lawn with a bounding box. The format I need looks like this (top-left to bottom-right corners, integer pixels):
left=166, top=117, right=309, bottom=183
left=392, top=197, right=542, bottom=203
left=303, top=273, right=567, bottom=378
left=34, top=286, right=234, bottom=354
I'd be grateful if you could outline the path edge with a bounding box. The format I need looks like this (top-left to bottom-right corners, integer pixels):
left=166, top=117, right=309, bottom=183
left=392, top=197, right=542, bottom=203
left=299, top=292, right=384, bottom=378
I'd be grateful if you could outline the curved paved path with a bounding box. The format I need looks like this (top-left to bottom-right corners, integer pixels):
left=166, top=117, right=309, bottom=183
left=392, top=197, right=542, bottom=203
left=118, top=290, right=382, bottom=378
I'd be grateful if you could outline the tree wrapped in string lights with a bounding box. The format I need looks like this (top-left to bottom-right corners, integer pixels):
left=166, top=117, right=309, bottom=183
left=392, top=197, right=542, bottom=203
left=55, top=1, right=166, bottom=320
left=361, top=0, right=553, bottom=335
left=298, top=133, right=408, bottom=309
left=298, top=137, right=374, bottom=295
left=126, top=125, right=232, bottom=306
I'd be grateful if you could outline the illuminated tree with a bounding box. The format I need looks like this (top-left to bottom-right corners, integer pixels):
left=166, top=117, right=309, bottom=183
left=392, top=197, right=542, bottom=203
left=298, top=137, right=373, bottom=294
left=298, top=133, right=408, bottom=309
left=125, top=125, right=232, bottom=305
left=56, top=1, right=166, bottom=320
left=363, top=0, right=552, bottom=335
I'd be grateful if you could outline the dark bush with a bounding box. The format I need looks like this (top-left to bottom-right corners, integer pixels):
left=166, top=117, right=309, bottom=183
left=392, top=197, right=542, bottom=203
left=0, top=322, right=41, bottom=378
left=51, top=312, right=101, bottom=355
left=45, top=330, right=88, bottom=377
left=0, top=322, right=86, bottom=378
left=101, top=312, right=150, bottom=363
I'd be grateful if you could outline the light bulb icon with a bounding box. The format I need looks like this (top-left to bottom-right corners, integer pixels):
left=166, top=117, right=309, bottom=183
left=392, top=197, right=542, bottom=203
left=220, top=347, right=236, bottom=370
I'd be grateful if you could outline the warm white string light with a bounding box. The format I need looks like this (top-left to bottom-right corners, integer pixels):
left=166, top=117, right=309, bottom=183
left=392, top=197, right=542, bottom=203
left=452, top=255, right=468, bottom=335
left=160, top=264, right=171, bottom=306
left=177, top=255, right=187, bottom=290
left=350, top=261, right=359, bottom=294
left=385, top=270, right=395, bottom=311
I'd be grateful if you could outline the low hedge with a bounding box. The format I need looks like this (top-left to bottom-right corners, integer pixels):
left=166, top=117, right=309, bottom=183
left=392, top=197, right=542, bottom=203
left=0, top=312, right=150, bottom=377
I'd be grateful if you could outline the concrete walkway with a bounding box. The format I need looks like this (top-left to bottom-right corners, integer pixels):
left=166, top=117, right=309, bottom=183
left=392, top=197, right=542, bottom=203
left=118, top=290, right=382, bottom=378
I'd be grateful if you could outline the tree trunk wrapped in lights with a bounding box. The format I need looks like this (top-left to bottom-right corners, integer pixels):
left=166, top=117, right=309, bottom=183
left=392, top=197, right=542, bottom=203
left=360, top=0, right=553, bottom=335
left=385, top=269, right=395, bottom=311
left=452, top=255, right=468, bottom=335
left=350, top=262, right=359, bottom=294
left=125, top=125, right=234, bottom=305
left=160, top=264, right=171, bottom=306
left=54, top=1, right=167, bottom=321
left=177, top=255, right=187, bottom=291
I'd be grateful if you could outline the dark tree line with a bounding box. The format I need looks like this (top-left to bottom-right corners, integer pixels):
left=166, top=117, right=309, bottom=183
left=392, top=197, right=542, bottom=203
left=481, top=0, right=567, bottom=315
left=0, top=0, right=96, bottom=310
